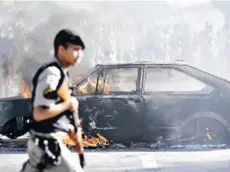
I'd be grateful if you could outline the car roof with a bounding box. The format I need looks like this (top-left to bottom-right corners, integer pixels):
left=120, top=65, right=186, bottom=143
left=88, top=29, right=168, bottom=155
left=75, top=60, right=230, bottom=89
left=94, top=61, right=230, bottom=86
left=96, top=60, right=189, bottom=67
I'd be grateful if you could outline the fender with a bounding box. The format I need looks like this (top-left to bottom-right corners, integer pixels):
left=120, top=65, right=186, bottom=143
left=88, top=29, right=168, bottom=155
left=180, top=111, right=230, bottom=131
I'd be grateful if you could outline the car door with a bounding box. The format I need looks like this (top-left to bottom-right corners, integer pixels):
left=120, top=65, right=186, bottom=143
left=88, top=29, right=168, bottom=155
left=141, top=65, right=215, bottom=142
left=74, top=67, right=105, bottom=136
left=76, top=65, right=145, bottom=144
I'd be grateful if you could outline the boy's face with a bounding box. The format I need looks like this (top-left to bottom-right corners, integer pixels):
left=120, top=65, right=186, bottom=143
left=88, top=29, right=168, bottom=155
left=59, top=44, right=83, bottom=67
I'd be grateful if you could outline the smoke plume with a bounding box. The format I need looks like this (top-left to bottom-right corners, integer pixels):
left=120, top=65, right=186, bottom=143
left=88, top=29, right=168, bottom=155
left=0, top=1, right=229, bottom=97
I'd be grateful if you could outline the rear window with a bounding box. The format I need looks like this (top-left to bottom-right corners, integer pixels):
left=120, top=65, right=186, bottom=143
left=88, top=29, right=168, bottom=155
left=144, top=67, right=214, bottom=94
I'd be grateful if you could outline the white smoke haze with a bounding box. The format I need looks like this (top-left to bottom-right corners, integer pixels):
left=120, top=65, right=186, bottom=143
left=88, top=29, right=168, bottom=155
left=166, top=0, right=211, bottom=7
left=0, top=1, right=229, bottom=97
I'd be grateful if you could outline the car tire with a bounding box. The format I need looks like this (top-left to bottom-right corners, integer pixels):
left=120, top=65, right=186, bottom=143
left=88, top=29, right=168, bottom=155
left=179, top=111, right=230, bottom=145
left=2, top=117, right=28, bottom=139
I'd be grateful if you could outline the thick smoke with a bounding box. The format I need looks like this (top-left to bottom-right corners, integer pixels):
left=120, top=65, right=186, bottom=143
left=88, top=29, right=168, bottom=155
left=0, top=1, right=229, bottom=98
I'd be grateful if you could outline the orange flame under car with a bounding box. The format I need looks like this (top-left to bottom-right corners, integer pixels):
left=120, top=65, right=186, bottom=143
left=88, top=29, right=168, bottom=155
left=64, top=133, right=109, bottom=147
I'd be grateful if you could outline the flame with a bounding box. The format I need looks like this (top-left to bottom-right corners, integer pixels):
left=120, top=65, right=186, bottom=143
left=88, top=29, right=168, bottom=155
left=206, top=128, right=213, bottom=140
left=64, top=132, right=109, bottom=148
left=20, top=80, right=32, bottom=98
left=19, top=77, right=111, bottom=98
left=3, top=64, right=32, bottom=98
left=77, top=79, right=111, bottom=95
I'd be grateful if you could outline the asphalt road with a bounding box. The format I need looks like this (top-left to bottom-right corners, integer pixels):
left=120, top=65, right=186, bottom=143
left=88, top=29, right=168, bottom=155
left=1, top=148, right=230, bottom=172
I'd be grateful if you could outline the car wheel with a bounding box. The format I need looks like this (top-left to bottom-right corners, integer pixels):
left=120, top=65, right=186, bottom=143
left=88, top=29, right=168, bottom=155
left=2, top=117, right=28, bottom=139
left=179, top=114, right=230, bottom=145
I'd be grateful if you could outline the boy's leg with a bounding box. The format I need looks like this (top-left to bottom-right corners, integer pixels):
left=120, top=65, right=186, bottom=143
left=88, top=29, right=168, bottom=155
left=46, top=142, right=83, bottom=172
left=20, top=138, right=44, bottom=172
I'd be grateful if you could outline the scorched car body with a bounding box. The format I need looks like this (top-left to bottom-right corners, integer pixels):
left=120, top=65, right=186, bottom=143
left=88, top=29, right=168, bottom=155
left=1, top=61, right=230, bottom=145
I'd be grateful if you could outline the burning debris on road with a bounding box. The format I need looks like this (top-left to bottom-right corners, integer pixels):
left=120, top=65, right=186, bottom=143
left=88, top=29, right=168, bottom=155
left=0, top=132, right=110, bottom=149
left=64, top=132, right=110, bottom=148
left=151, top=128, right=218, bottom=148
left=0, top=137, right=228, bottom=153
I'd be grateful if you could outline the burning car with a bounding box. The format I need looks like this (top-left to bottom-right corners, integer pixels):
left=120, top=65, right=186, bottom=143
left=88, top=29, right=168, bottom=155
left=1, top=61, right=230, bottom=147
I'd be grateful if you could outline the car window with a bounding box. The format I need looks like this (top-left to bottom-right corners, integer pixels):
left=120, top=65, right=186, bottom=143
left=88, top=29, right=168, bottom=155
left=144, top=67, right=212, bottom=93
left=102, top=67, right=139, bottom=95
left=75, top=71, right=99, bottom=95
